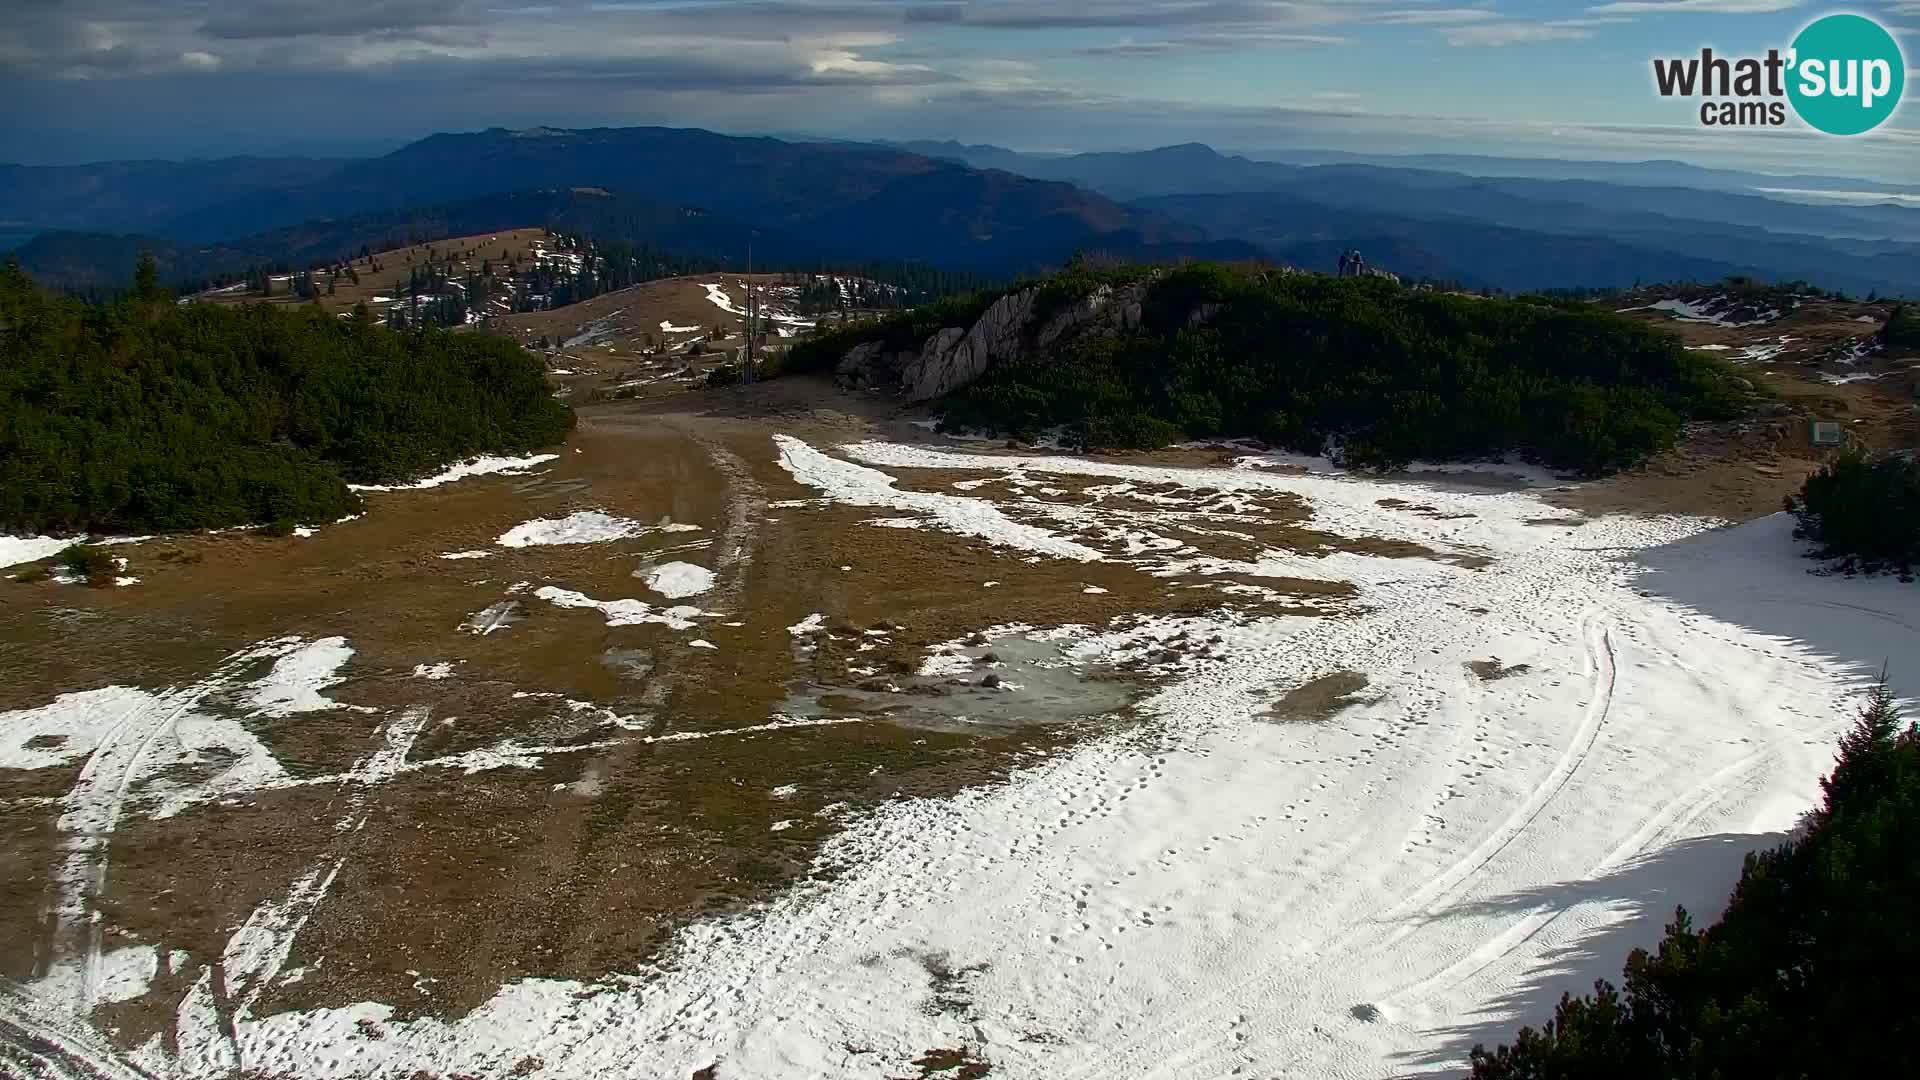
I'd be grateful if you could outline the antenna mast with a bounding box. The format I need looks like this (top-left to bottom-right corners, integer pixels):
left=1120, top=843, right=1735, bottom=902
left=745, top=233, right=756, bottom=384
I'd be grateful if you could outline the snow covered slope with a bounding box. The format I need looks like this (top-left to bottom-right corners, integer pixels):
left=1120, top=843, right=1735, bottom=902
left=9, top=439, right=1915, bottom=1079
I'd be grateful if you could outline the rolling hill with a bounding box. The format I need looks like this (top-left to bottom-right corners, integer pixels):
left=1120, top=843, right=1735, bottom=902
left=8, top=128, right=1260, bottom=287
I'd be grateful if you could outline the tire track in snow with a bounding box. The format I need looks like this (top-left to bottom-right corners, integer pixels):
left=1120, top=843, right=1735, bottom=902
left=51, top=662, right=254, bottom=1016
left=0, top=984, right=156, bottom=1080
left=178, top=708, right=430, bottom=1075
left=1376, top=609, right=1617, bottom=926
left=1043, top=569, right=1593, bottom=1080
left=1377, top=745, right=1777, bottom=1013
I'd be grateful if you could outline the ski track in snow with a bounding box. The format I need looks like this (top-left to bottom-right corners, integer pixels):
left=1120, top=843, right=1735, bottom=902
left=20, top=637, right=358, bottom=1020
left=13, top=437, right=1918, bottom=1080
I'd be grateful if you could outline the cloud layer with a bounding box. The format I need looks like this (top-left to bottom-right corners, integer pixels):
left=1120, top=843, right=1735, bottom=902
left=1, top=0, right=1912, bottom=176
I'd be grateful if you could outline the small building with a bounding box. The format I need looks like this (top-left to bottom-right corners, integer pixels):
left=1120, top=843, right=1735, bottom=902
left=1809, top=420, right=1845, bottom=447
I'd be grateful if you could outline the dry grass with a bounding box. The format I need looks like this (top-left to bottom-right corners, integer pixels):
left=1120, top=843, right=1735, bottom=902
left=192, top=228, right=555, bottom=319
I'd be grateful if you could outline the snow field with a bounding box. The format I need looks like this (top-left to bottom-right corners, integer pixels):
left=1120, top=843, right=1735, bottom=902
left=10, top=436, right=1915, bottom=1080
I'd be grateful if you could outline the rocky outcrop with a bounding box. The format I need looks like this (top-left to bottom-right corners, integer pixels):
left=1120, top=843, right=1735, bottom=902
left=836, top=281, right=1149, bottom=402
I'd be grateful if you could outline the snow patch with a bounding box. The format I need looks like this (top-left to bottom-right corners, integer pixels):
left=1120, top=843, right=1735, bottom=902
left=350, top=454, right=558, bottom=492
left=245, top=637, right=356, bottom=718
left=532, top=586, right=717, bottom=630
left=0, top=534, right=78, bottom=569
left=498, top=511, right=699, bottom=548
left=641, top=561, right=717, bottom=599
left=93, top=945, right=159, bottom=1005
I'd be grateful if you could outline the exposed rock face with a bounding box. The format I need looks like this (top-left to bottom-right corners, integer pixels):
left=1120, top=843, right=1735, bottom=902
left=836, top=282, right=1149, bottom=402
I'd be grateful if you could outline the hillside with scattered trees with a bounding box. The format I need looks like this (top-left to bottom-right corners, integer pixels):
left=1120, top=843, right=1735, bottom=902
left=0, top=259, right=574, bottom=535
left=795, top=263, right=1754, bottom=475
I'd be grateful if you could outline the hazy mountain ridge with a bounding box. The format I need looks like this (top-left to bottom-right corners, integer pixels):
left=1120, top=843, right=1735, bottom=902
left=10, top=189, right=799, bottom=293
left=7, top=127, right=1256, bottom=279
left=878, top=140, right=1920, bottom=294
left=0, top=156, right=350, bottom=240
left=7, top=126, right=1915, bottom=296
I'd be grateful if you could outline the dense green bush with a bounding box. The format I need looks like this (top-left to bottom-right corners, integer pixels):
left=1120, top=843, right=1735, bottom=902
left=0, top=262, right=574, bottom=535
left=939, top=265, right=1749, bottom=473
left=1470, top=683, right=1919, bottom=1078
left=58, top=544, right=117, bottom=587
left=1789, top=452, right=1920, bottom=575
left=1884, top=303, right=1920, bottom=351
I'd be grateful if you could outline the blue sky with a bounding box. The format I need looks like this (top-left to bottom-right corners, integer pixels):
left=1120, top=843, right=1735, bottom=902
left=2, top=1, right=1914, bottom=178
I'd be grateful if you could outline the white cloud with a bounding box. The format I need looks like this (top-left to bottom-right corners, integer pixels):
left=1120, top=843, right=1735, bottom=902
left=1373, top=9, right=1502, bottom=24
left=1445, top=21, right=1603, bottom=46
left=1587, top=1, right=1802, bottom=14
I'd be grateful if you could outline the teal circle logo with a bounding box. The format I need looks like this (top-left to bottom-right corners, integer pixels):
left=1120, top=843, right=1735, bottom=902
left=1788, top=14, right=1905, bottom=135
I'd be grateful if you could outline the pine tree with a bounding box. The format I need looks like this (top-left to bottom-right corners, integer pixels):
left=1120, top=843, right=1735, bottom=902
left=133, top=252, right=161, bottom=303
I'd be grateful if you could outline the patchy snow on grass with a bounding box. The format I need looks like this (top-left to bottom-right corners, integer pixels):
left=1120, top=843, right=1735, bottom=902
left=194, top=482, right=1920, bottom=1080
left=788, top=613, right=828, bottom=636
left=31, top=434, right=1920, bottom=1080
left=774, top=435, right=1102, bottom=562
left=438, top=550, right=493, bottom=561
left=498, top=511, right=700, bottom=548
left=701, top=282, right=742, bottom=315
left=350, top=454, right=558, bottom=492
left=532, top=586, right=717, bottom=630
left=640, top=561, right=717, bottom=599
left=661, top=321, right=702, bottom=333
left=411, top=663, right=457, bottom=680
left=1634, top=297, right=1780, bottom=328
left=917, top=652, right=976, bottom=678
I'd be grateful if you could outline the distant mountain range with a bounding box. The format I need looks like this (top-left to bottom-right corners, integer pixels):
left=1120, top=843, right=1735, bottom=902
left=7, top=128, right=1255, bottom=289
left=7, top=126, right=1919, bottom=297
left=888, top=140, right=1920, bottom=203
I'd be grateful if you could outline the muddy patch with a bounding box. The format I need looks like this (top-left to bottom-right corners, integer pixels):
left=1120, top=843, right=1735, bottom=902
left=1467, top=659, right=1532, bottom=682
left=1262, top=672, right=1373, bottom=724
left=782, top=629, right=1136, bottom=735
left=1376, top=497, right=1474, bottom=521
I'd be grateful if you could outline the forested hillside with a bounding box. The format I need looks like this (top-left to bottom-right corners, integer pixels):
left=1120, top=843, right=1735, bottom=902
left=0, top=260, right=573, bottom=534
left=801, top=263, right=1753, bottom=474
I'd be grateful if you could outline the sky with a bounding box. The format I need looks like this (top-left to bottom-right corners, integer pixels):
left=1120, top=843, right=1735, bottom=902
left=2, top=1, right=1916, bottom=180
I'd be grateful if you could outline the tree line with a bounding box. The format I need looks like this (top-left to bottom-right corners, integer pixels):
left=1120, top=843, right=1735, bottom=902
left=0, top=258, right=574, bottom=535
